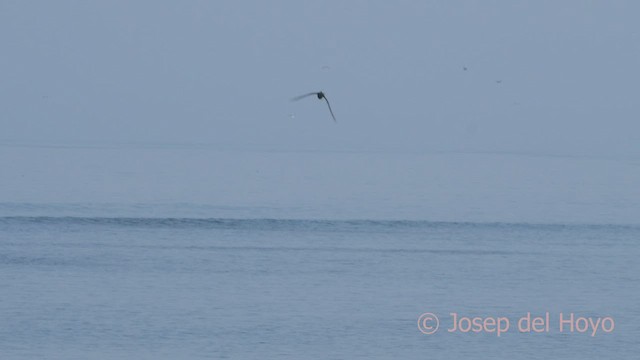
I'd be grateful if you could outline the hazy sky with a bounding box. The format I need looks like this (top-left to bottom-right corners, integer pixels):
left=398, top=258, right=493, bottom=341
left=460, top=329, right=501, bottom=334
left=2, top=1, right=640, bottom=156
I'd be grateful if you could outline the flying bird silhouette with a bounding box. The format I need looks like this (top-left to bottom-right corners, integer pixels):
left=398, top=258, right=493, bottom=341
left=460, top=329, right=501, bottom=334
left=291, top=91, right=336, bottom=122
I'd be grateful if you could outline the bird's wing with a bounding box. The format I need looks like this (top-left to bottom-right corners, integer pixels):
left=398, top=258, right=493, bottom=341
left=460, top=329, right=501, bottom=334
left=322, top=96, right=337, bottom=122
left=290, top=92, right=319, bottom=101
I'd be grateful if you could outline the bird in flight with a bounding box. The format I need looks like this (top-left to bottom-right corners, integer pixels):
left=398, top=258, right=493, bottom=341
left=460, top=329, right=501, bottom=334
left=291, top=91, right=336, bottom=122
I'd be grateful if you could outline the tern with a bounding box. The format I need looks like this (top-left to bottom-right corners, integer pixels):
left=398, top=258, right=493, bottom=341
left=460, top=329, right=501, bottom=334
left=291, top=91, right=336, bottom=122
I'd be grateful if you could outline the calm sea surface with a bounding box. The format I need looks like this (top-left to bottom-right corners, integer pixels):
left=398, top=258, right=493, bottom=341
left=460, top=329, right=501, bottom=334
left=1, top=215, right=638, bottom=359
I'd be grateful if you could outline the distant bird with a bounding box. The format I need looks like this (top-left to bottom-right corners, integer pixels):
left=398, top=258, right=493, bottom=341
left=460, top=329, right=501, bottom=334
left=463, top=66, right=468, bottom=71
left=291, top=91, right=336, bottom=122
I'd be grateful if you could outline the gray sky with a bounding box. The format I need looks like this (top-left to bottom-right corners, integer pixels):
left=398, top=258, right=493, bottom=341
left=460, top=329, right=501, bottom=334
left=2, top=1, right=640, bottom=156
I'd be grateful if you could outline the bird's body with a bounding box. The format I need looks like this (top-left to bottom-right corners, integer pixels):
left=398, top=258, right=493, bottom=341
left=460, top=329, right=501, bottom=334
left=291, top=91, right=336, bottom=122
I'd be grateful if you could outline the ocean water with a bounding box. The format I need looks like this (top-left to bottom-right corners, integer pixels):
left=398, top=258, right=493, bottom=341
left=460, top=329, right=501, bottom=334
left=1, top=216, right=639, bottom=359
left=1, top=144, right=640, bottom=358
